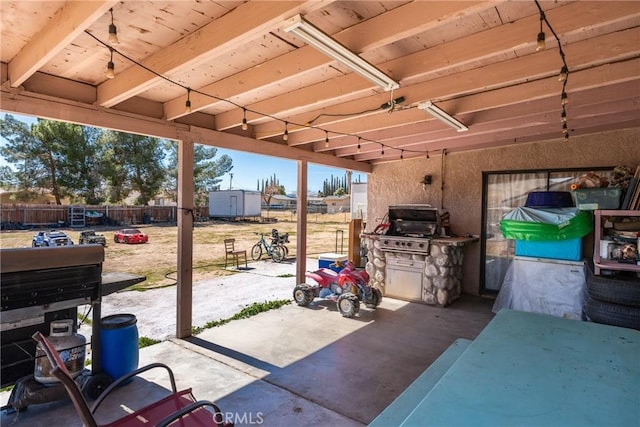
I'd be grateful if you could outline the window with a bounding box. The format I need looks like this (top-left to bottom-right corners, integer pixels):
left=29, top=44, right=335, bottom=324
left=480, top=167, right=614, bottom=293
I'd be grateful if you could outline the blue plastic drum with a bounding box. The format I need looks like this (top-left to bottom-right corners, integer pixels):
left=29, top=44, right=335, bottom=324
left=100, top=314, right=139, bottom=382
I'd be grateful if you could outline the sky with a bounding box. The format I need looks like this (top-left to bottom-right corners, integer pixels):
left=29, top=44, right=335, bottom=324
left=0, top=113, right=366, bottom=194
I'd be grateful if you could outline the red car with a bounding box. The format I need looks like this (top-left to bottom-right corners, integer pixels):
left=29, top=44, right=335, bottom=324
left=113, top=228, right=148, bottom=244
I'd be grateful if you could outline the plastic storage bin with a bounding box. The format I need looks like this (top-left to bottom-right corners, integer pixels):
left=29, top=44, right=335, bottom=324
left=525, top=191, right=574, bottom=208
left=318, top=253, right=348, bottom=272
left=572, top=188, right=622, bottom=210
left=515, top=238, right=582, bottom=261
left=500, top=207, right=592, bottom=242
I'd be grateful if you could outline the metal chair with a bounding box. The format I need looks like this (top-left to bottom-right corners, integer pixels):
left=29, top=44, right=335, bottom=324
left=32, top=331, right=232, bottom=427
left=224, top=239, right=247, bottom=269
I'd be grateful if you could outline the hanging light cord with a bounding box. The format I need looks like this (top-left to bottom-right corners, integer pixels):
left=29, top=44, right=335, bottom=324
left=87, top=3, right=575, bottom=155
left=84, top=28, right=432, bottom=157
left=534, top=0, right=570, bottom=141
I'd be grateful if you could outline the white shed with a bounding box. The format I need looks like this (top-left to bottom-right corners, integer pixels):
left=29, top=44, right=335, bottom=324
left=209, top=190, right=262, bottom=218
left=350, top=182, right=367, bottom=220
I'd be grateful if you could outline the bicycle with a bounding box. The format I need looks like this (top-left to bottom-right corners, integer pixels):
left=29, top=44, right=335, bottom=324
left=251, top=233, right=285, bottom=263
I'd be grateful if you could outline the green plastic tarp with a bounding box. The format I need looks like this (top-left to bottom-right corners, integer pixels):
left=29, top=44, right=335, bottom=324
left=500, top=207, right=592, bottom=241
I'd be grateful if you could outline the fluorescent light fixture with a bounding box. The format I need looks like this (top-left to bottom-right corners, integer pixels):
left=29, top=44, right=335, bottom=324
left=418, top=101, right=468, bottom=132
left=284, top=14, right=399, bottom=92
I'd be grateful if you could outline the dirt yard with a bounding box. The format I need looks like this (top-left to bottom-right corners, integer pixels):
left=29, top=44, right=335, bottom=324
left=0, top=210, right=354, bottom=289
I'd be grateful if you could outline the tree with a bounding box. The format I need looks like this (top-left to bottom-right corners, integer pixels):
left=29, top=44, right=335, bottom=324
left=32, top=121, right=104, bottom=204
left=262, top=182, right=286, bottom=218
left=100, top=131, right=166, bottom=205
left=0, top=115, right=47, bottom=201
left=333, top=187, right=346, bottom=196
left=0, top=116, right=104, bottom=204
left=164, top=142, right=233, bottom=207
left=0, top=165, right=16, bottom=189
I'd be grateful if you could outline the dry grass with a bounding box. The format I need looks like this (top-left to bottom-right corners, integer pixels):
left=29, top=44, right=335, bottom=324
left=0, top=210, right=352, bottom=289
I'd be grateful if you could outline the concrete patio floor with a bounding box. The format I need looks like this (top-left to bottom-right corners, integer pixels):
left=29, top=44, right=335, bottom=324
left=1, top=294, right=495, bottom=426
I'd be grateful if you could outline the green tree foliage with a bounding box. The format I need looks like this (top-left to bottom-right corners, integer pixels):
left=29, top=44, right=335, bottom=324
left=258, top=173, right=285, bottom=194
left=164, top=142, right=233, bottom=206
left=319, top=173, right=349, bottom=197
left=99, top=131, right=166, bottom=205
left=333, top=187, right=346, bottom=196
left=0, top=115, right=104, bottom=204
left=33, top=121, right=104, bottom=204
left=1, top=115, right=232, bottom=206
left=0, top=115, right=47, bottom=201
left=0, top=165, right=16, bottom=188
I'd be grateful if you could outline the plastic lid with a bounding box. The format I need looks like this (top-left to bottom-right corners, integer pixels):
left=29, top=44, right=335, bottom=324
left=101, top=314, right=137, bottom=329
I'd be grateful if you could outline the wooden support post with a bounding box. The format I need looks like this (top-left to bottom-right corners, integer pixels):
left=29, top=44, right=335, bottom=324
left=296, top=161, right=308, bottom=285
left=176, top=139, right=194, bottom=339
left=349, top=218, right=363, bottom=267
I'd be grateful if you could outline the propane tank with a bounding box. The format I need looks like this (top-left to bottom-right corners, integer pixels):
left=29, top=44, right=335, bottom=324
left=34, top=319, right=86, bottom=384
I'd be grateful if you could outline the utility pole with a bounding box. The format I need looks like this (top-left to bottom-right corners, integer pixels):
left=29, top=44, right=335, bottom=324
left=229, top=173, right=233, bottom=190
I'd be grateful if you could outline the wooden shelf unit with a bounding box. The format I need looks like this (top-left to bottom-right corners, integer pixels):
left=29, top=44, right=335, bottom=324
left=592, top=209, right=640, bottom=275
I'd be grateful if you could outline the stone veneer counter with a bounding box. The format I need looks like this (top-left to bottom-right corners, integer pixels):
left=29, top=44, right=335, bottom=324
left=362, top=234, right=478, bottom=307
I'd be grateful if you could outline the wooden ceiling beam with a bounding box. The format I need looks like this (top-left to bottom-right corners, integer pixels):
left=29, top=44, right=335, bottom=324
left=333, top=79, right=640, bottom=157
left=0, top=87, right=183, bottom=140
left=350, top=97, right=638, bottom=159
left=166, top=1, right=501, bottom=123
left=216, top=2, right=637, bottom=135
left=96, top=1, right=328, bottom=108
left=362, top=111, right=640, bottom=161
left=181, top=126, right=371, bottom=173
left=0, top=86, right=371, bottom=174
left=8, top=0, right=118, bottom=88
left=281, top=34, right=640, bottom=147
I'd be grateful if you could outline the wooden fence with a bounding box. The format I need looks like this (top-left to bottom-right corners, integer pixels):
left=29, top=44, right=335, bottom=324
left=0, top=204, right=209, bottom=227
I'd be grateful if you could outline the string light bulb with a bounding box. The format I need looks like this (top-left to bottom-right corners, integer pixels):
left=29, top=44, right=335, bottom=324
left=105, top=48, right=115, bottom=79
left=324, top=131, right=329, bottom=148
left=536, top=12, right=545, bottom=51
left=561, top=110, right=567, bottom=123
left=559, top=65, right=568, bottom=82
left=108, top=8, right=119, bottom=45
left=381, top=145, right=385, bottom=158
left=185, top=88, right=192, bottom=113
left=426, top=151, right=430, bottom=159
left=283, top=122, right=289, bottom=141
left=400, top=150, right=404, bottom=160
left=241, top=108, right=248, bottom=131
left=561, top=91, right=568, bottom=105
left=357, top=137, right=361, bottom=153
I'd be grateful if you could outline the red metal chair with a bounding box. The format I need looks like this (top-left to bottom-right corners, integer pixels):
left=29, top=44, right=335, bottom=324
left=32, top=331, right=232, bottom=427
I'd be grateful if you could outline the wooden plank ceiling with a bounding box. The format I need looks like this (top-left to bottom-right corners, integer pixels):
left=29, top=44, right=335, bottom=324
left=1, top=1, right=638, bottom=170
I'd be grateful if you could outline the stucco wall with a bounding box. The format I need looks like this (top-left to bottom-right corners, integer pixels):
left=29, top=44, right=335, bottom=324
left=367, top=127, right=640, bottom=295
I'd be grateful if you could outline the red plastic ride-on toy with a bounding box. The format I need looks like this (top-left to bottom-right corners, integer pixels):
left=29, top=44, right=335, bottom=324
left=293, top=261, right=382, bottom=317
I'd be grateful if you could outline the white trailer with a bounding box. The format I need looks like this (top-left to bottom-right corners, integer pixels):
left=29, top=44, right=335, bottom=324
left=209, top=190, right=262, bottom=219
left=350, top=182, right=367, bottom=220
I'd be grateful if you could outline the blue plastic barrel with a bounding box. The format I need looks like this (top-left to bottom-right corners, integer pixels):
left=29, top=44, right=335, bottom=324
left=100, top=314, right=139, bottom=382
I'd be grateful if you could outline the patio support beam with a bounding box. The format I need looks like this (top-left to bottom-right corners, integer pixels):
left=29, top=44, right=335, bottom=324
left=296, top=161, right=308, bottom=286
left=8, top=1, right=118, bottom=88
left=176, top=139, right=194, bottom=339
left=97, top=1, right=328, bottom=108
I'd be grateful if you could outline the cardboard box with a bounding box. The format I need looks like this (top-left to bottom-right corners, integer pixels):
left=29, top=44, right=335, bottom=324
left=318, top=253, right=348, bottom=272
left=515, top=238, right=582, bottom=261
left=572, top=188, right=622, bottom=210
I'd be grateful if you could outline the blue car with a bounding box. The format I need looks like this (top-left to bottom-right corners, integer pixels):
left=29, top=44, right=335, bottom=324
left=32, top=230, right=74, bottom=247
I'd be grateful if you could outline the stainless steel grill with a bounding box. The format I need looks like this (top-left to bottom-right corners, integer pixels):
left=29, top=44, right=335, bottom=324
left=380, top=205, right=440, bottom=254
left=379, top=235, right=430, bottom=255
